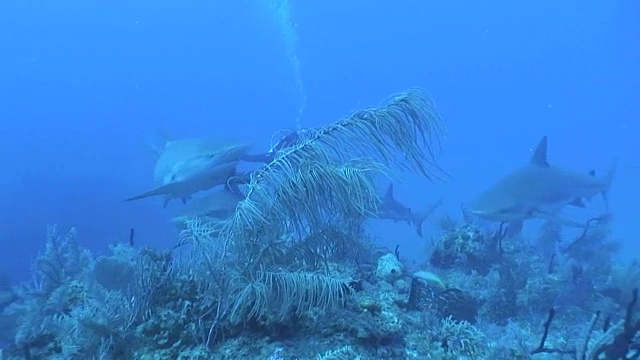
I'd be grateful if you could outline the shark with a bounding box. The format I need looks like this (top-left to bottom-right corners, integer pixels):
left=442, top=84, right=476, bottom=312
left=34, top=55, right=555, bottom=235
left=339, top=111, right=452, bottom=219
left=467, top=136, right=616, bottom=234
left=170, top=186, right=244, bottom=227
left=125, top=138, right=251, bottom=207
left=377, top=183, right=442, bottom=237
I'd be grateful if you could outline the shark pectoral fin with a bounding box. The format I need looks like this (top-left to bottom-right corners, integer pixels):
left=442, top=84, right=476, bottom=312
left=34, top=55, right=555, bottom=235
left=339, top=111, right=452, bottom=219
left=125, top=183, right=176, bottom=202
left=506, top=220, right=523, bottom=237
left=569, top=198, right=586, bottom=208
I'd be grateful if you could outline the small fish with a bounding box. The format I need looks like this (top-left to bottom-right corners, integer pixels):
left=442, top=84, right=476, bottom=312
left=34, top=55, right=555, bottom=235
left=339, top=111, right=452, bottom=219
left=413, top=270, right=445, bottom=288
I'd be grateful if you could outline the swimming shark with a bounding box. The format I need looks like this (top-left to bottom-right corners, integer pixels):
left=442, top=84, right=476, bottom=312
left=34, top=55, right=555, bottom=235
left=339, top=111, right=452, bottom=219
left=170, top=186, right=244, bottom=227
left=125, top=138, right=251, bottom=207
left=377, top=183, right=442, bottom=237
left=467, top=136, right=615, bottom=234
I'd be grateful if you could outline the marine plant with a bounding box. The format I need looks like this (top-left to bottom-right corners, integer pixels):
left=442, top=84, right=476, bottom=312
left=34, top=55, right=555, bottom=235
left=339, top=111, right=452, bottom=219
left=173, top=88, right=447, bottom=346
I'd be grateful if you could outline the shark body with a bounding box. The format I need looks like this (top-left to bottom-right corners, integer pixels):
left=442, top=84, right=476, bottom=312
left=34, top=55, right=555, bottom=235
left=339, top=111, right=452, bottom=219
left=176, top=187, right=243, bottom=219
left=126, top=138, right=251, bottom=206
left=170, top=187, right=244, bottom=229
left=378, top=184, right=442, bottom=237
left=467, top=136, right=615, bottom=232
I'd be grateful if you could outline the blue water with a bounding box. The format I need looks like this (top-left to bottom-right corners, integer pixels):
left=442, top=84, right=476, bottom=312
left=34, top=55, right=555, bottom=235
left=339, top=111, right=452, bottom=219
left=0, top=1, right=637, bottom=284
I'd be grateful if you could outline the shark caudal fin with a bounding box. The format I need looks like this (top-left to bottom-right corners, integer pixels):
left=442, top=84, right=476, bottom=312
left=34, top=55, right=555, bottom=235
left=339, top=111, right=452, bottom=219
left=413, top=199, right=443, bottom=237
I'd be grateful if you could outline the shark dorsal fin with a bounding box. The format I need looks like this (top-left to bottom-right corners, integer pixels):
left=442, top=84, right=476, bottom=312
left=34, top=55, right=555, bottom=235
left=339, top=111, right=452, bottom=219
left=384, top=184, right=395, bottom=201
left=531, top=136, right=549, bottom=167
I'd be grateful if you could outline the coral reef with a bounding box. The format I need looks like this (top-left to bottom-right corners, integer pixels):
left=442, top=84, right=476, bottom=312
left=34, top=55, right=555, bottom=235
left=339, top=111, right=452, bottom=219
left=0, top=214, right=633, bottom=359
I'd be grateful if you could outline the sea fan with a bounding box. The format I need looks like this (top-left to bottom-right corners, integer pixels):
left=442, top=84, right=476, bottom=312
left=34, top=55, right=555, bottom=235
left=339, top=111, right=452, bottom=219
left=219, top=88, right=446, bottom=250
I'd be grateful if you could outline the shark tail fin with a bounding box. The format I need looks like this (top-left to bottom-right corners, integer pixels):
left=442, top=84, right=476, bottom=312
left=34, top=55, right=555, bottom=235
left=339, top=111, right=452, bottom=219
left=414, top=216, right=425, bottom=238
left=413, top=199, right=443, bottom=238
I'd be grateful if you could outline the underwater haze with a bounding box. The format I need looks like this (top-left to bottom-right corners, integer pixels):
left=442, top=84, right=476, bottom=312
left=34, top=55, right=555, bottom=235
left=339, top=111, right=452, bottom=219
left=1, top=0, right=640, bottom=358
left=0, top=0, right=637, bottom=282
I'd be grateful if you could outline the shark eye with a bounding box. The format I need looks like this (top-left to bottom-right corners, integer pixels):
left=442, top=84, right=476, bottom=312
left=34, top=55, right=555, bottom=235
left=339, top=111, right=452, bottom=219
left=164, top=174, right=178, bottom=183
